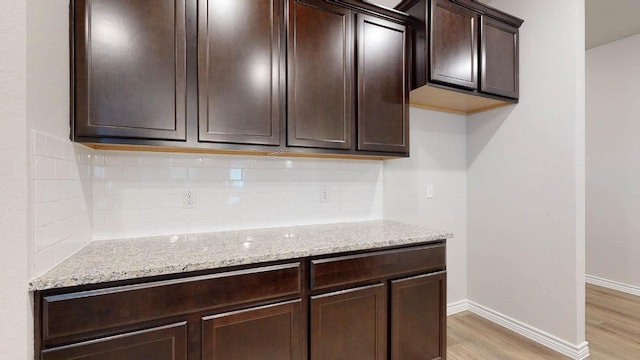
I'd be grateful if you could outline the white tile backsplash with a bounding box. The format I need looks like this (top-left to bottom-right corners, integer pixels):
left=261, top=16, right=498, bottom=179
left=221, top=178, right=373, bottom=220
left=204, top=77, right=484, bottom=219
left=32, top=131, right=93, bottom=277
left=30, top=132, right=384, bottom=275
left=91, top=152, right=383, bottom=240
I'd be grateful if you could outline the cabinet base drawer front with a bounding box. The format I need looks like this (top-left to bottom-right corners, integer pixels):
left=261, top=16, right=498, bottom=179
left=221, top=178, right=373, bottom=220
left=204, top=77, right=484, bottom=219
left=310, top=284, right=387, bottom=360
left=202, top=300, right=303, bottom=360
left=42, top=322, right=187, bottom=360
left=43, top=263, right=301, bottom=342
left=311, top=243, right=445, bottom=290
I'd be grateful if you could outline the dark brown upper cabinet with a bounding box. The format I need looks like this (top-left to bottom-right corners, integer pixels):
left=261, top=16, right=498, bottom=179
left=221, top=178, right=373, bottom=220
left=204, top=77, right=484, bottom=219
left=430, top=0, right=478, bottom=90
left=288, top=0, right=410, bottom=154
left=198, top=0, right=283, bottom=146
left=397, top=0, right=523, bottom=114
left=287, top=0, right=354, bottom=150
left=72, top=0, right=187, bottom=141
left=480, top=15, right=519, bottom=99
left=72, top=0, right=412, bottom=158
left=357, top=14, right=409, bottom=153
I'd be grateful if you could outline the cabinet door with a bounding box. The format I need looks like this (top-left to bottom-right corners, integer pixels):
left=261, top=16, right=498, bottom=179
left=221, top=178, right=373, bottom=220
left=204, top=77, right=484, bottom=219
left=391, top=272, right=446, bottom=360
left=202, top=300, right=303, bottom=360
left=73, top=0, right=187, bottom=140
left=288, top=0, right=354, bottom=150
left=357, top=14, right=409, bottom=153
left=41, top=322, right=187, bottom=360
left=311, top=284, right=386, bottom=360
left=198, top=0, right=283, bottom=145
left=430, top=0, right=478, bottom=90
left=480, top=16, right=519, bottom=99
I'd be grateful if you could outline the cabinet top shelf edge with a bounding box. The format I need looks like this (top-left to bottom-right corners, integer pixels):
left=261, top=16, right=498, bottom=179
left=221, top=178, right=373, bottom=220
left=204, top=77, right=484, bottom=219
left=395, top=0, right=524, bottom=28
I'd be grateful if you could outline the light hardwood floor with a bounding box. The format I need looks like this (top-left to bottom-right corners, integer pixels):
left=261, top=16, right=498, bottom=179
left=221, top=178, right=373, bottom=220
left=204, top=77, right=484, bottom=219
left=447, top=284, right=640, bottom=359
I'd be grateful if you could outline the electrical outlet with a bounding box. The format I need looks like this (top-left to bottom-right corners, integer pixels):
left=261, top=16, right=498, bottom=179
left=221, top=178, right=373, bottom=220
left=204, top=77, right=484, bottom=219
left=320, top=186, right=329, bottom=203
left=426, top=184, right=434, bottom=199
left=183, top=189, right=196, bottom=209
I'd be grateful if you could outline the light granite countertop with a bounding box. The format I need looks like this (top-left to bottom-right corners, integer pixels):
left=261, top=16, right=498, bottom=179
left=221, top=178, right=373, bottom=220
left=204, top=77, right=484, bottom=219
left=29, top=220, right=452, bottom=291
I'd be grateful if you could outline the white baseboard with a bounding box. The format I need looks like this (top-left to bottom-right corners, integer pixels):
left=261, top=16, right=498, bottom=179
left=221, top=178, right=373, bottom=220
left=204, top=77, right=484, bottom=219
left=451, top=301, right=590, bottom=360
left=447, top=300, right=469, bottom=316
left=586, top=274, right=640, bottom=297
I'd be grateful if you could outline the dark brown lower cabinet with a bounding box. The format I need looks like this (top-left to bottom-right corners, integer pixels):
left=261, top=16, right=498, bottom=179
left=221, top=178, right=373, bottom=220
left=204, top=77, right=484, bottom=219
left=41, top=322, right=187, bottom=360
left=202, top=300, right=303, bottom=360
left=35, top=242, right=446, bottom=360
left=311, top=284, right=387, bottom=360
left=391, top=272, right=447, bottom=360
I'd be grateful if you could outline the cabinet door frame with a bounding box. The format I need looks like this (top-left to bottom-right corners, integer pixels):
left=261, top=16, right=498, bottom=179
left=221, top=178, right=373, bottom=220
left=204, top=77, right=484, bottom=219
left=202, top=300, right=303, bottom=360
left=391, top=271, right=446, bottom=360
left=197, top=0, right=284, bottom=146
left=41, top=322, right=187, bottom=360
left=311, top=283, right=387, bottom=360
left=72, top=0, right=188, bottom=141
left=480, top=15, right=519, bottom=99
left=429, top=0, right=478, bottom=90
left=287, top=0, right=354, bottom=150
left=356, top=13, right=409, bottom=153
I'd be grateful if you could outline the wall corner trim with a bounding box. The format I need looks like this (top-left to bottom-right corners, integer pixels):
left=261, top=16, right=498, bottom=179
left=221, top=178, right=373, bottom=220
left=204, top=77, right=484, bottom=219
left=586, top=275, right=640, bottom=297
left=449, top=300, right=590, bottom=360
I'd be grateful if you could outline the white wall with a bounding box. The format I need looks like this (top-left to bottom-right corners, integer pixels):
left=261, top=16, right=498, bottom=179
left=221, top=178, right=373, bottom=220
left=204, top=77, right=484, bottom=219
left=384, top=108, right=467, bottom=304
left=586, top=33, right=640, bottom=290
left=0, top=0, right=31, bottom=358
left=467, top=0, right=586, bottom=351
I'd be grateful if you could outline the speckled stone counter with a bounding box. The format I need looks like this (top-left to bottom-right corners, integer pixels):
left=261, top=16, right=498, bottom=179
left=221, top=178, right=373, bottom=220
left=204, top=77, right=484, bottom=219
left=29, top=220, right=452, bottom=291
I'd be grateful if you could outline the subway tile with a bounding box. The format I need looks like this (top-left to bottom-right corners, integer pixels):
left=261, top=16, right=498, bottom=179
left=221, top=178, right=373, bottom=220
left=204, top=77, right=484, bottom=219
left=157, top=167, right=188, bottom=180
left=187, top=167, right=228, bottom=181
left=171, top=155, right=204, bottom=167
left=33, top=156, right=56, bottom=180
left=33, top=131, right=48, bottom=156
left=63, top=142, right=76, bottom=162
left=45, top=135, right=65, bottom=160
left=34, top=180, right=66, bottom=203
left=91, top=152, right=105, bottom=165
left=64, top=180, right=83, bottom=199
left=93, top=165, right=123, bottom=180
left=122, top=166, right=157, bottom=180
left=104, top=152, right=139, bottom=166
left=34, top=246, right=57, bottom=277
left=55, top=159, right=76, bottom=180
left=138, top=154, right=172, bottom=167
left=34, top=218, right=74, bottom=252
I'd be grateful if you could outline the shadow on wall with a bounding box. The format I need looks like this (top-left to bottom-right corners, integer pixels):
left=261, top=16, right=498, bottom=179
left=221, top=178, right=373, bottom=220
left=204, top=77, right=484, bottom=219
left=466, top=105, right=516, bottom=167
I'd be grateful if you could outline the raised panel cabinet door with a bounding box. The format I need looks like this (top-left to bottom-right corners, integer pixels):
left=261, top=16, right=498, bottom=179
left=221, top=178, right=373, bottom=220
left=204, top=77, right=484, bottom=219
left=480, top=16, right=519, bottom=99
left=391, top=272, right=446, bottom=360
left=288, top=0, right=354, bottom=150
left=357, top=14, right=409, bottom=153
left=202, top=300, right=303, bottom=360
left=41, top=322, right=187, bottom=360
left=73, top=0, right=187, bottom=140
left=198, top=0, right=283, bottom=145
left=430, top=0, right=478, bottom=89
left=311, top=284, right=387, bottom=360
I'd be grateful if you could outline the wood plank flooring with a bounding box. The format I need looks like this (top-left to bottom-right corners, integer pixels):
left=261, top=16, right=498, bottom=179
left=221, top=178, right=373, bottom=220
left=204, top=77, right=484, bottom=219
left=447, top=284, right=640, bottom=359
left=586, top=284, right=640, bottom=359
